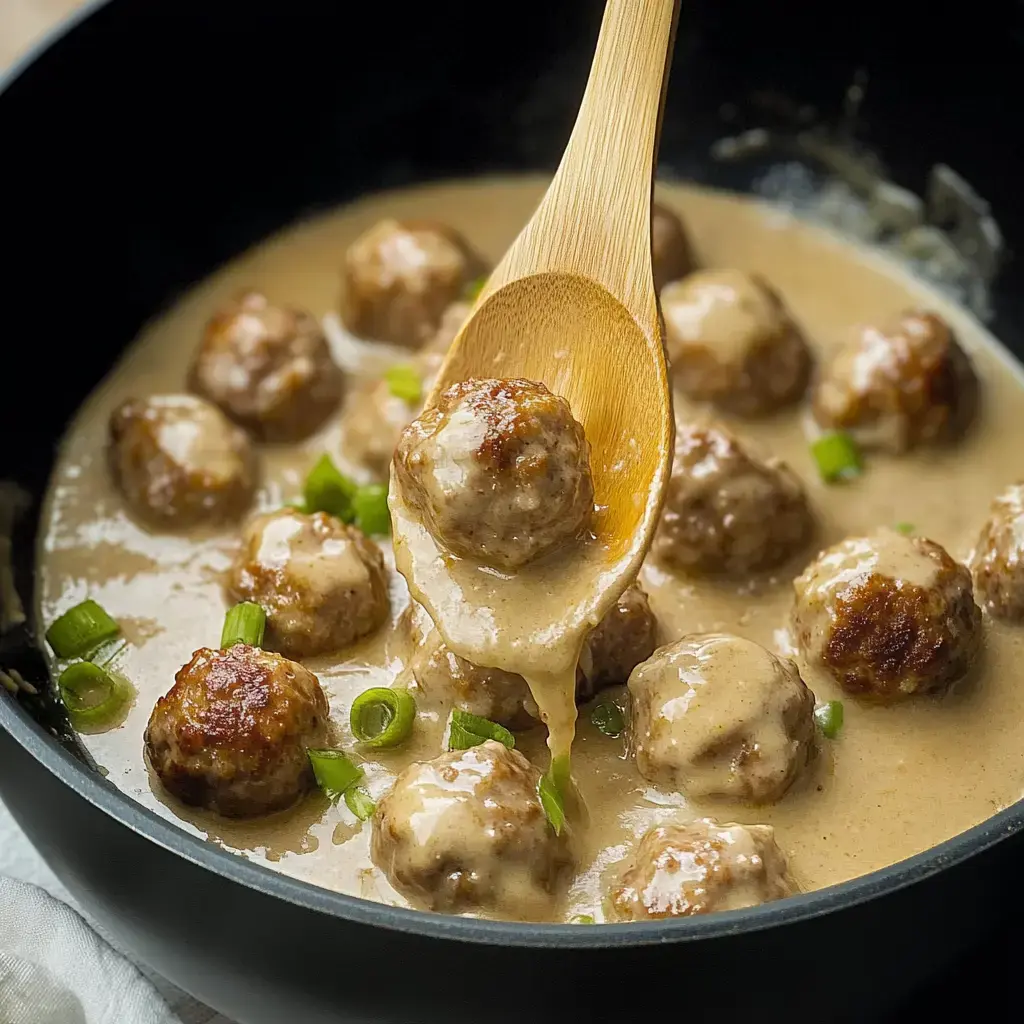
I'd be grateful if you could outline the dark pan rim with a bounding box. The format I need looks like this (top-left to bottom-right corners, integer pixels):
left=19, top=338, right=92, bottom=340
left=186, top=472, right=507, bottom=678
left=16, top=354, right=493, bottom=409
left=3, top=0, right=1024, bottom=953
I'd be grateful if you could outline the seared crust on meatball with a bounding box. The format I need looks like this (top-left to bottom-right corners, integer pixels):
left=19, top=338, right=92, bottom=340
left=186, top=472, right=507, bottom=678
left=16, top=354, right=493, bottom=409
left=662, top=270, right=812, bottom=416
left=792, top=527, right=982, bottom=701
left=813, top=310, right=978, bottom=453
left=341, top=219, right=480, bottom=348
left=972, top=482, right=1024, bottom=620
left=394, top=378, right=594, bottom=569
left=629, top=634, right=816, bottom=803
left=610, top=820, right=796, bottom=920
left=227, top=508, right=390, bottom=659
left=145, top=644, right=328, bottom=817
left=371, top=740, right=572, bottom=916
left=652, top=422, right=813, bottom=576
left=108, top=394, right=257, bottom=528
left=189, top=291, right=343, bottom=442
left=651, top=202, right=695, bottom=292
left=577, top=583, right=658, bottom=702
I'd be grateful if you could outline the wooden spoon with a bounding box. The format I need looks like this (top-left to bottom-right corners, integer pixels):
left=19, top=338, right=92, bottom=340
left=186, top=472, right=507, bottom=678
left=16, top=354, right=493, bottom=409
left=390, top=0, right=678, bottom=764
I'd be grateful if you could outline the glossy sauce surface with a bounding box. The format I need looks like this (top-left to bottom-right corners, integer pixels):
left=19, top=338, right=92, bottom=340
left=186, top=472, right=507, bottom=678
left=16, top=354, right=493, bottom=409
left=36, top=176, right=1024, bottom=921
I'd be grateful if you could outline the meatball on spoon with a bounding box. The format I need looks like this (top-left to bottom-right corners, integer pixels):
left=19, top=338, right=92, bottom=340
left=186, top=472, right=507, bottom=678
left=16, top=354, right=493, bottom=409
left=390, top=1, right=677, bottom=774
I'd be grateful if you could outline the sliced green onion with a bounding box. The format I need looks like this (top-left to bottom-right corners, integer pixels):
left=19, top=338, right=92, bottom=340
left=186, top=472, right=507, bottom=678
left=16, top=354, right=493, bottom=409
left=91, top=636, right=128, bottom=668
left=385, top=364, right=422, bottom=404
left=220, top=602, right=266, bottom=649
left=570, top=914, right=595, bottom=925
left=344, top=786, right=376, bottom=821
left=811, top=432, right=862, bottom=483
left=303, top=454, right=357, bottom=523
left=308, top=748, right=363, bottom=800
left=814, top=700, right=844, bottom=739
left=446, top=708, right=515, bottom=751
left=46, top=600, right=120, bottom=659
left=463, top=275, right=486, bottom=301
left=538, top=767, right=567, bottom=836
left=58, top=662, right=134, bottom=732
left=350, top=687, right=416, bottom=748
left=591, top=701, right=624, bottom=738
left=895, top=522, right=915, bottom=535
left=353, top=484, right=391, bottom=536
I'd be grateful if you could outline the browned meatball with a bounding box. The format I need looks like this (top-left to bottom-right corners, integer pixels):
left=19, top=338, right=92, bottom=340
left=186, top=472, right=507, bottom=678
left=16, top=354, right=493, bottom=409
left=813, top=310, right=978, bottom=453
left=629, top=634, right=816, bottom=803
left=371, top=740, right=572, bottom=917
left=394, top=378, right=594, bottom=569
left=108, top=394, right=257, bottom=528
left=341, top=219, right=480, bottom=348
left=972, top=482, right=1024, bottom=621
left=226, top=508, right=390, bottom=659
left=651, top=202, right=695, bottom=291
left=189, top=291, right=343, bottom=442
left=610, top=820, right=796, bottom=920
left=652, top=422, right=813, bottom=576
left=792, top=527, right=982, bottom=701
left=145, top=644, right=328, bottom=817
left=662, top=270, right=812, bottom=416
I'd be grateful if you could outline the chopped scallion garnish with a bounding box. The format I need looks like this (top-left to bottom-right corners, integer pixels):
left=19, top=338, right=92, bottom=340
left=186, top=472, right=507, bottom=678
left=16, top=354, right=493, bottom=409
left=446, top=708, right=515, bottom=751
left=895, top=522, right=915, bottom=535
left=353, top=484, right=391, bottom=536
left=220, top=602, right=266, bottom=649
left=303, top=454, right=357, bottom=523
left=350, top=687, right=416, bottom=748
left=385, top=364, right=422, bottom=404
left=344, top=786, right=376, bottom=821
left=591, top=701, right=624, bottom=738
left=46, top=600, right=120, bottom=659
left=538, top=766, right=567, bottom=836
left=463, top=275, right=486, bottom=301
left=308, top=748, right=363, bottom=800
left=811, top=432, right=862, bottom=483
left=58, top=662, right=134, bottom=732
left=814, top=700, right=844, bottom=739
left=570, top=914, right=595, bottom=925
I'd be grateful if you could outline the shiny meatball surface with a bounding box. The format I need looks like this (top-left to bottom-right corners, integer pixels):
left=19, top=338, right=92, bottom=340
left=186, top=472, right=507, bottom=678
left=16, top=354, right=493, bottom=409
left=610, top=820, right=796, bottom=920
left=145, top=644, right=328, bottom=817
left=189, top=290, right=343, bottom=442
left=108, top=393, right=256, bottom=528
left=651, top=202, right=695, bottom=291
left=629, top=634, right=816, bottom=803
left=227, top=509, right=390, bottom=659
left=341, top=219, right=478, bottom=348
left=662, top=270, right=812, bottom=416
left=371, top=740, right=572, bottom=917
left=652, top=422, right=813, bottom=576
left=394, top=378, right=594, bottom=569
left=972, top=482, right=1024, bottom=621
left=813, top=310, right=978, bottom=452
left=792, top=527, right=982, bottom=701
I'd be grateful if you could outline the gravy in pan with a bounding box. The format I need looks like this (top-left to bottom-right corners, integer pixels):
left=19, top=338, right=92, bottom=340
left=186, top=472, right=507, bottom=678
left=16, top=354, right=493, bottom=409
left=36, top=176, right=1024, bottom=921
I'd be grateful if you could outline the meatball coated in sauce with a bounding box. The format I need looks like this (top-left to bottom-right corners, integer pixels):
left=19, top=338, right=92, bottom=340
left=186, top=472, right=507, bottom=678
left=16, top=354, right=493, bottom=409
left=226, top=508, right=389, bottom=659
left=629, top=634, right=815, bottom=803
left=371, top=740, right=572, bottom=917
left=662, top=270, right=812, bottom=417
left=813, top=310, right=978, bottom=453
left=341, top=219, right=479, bottom=348
left=972, top=483, right=1024, bottom=621
left=145, top=644, right=328, bottom=818
left=394, top=378, right=595, bottom=569
left=189, top=291, right=343, bottom=443
left=610, top=820, right=796, bottom=920
left=108, top=394, right=257, bottom=528
left=651, top=202, right=695, bottom=291
left=792, top=527, right=982, bottom=701
left=652, top=422, right=813, bottom=576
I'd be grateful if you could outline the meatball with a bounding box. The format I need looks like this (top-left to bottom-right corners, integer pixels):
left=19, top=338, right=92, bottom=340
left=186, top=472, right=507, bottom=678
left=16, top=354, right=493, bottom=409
left=662, top=270, right=812, bottom=416
left=108, top=393, right=257, bottom=528
left=629, top=634, right=816, bottom=803
left=341, top=301, right=468, bottom=476
left=812, top=310, right=978, bottom=453
left=394, top=378, right=595, bottom=569
left=792, top=527, right=982, bottom=701
left=972, top=482, right=1024, bottom=621
left=341, top=219, right=479, bottom=348
left=145, top=644, right=328, bottom=817
left=651, top=202, right=695, bottom=291
left=371, top=740, right=572, bottom=916
left=226, top=508, right=390, bottom=659
left=610, top=819, right=796, bottom=920
left=189, top=290, right=343, bottom=442
left=652, top=422, right=813, bottom=576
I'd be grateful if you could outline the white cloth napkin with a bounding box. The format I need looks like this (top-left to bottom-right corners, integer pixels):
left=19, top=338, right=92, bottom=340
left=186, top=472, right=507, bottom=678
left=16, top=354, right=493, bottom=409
left=0, top=798, right=234, bottom=1024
